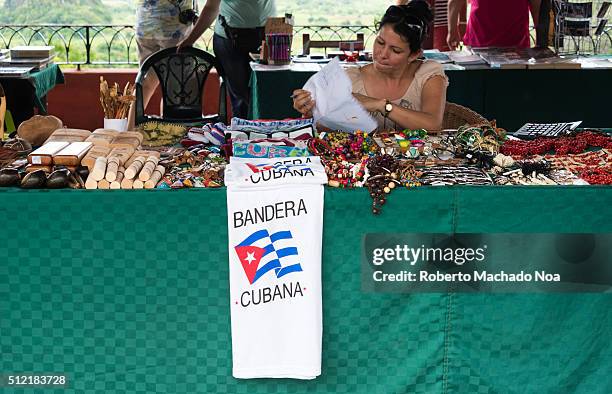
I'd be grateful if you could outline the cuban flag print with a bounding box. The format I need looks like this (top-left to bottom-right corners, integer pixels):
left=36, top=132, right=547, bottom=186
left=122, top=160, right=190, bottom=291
left=235, top=229, right=302, bottom=285
left=226, top=156, right=327, bottom=380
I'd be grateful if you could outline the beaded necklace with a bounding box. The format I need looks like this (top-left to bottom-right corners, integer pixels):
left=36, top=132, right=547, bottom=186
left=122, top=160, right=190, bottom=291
left=501, top=130, right=612, bottom=158
left=308, top=131, right=380, bottom=188
left=365, top=155, right=421, bottom=214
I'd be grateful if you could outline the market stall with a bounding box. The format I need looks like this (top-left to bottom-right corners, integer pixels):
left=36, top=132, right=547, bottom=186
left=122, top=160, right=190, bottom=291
left=1, top=56, right=611, bottom=392
left=250, top=66, right=612, bottom=132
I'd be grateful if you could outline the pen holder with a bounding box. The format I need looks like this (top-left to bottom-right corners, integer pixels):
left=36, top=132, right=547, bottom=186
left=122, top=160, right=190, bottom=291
left=104, top=118, right=128, bottom=132
left=265, top=33, right=292, bottom=65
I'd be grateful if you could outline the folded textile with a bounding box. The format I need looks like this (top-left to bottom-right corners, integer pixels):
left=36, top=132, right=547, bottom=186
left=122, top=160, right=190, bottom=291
left=247, top=138, right=309, bottom=148
left=227, top=125, right=314, bottom=141
left=187, top=123, right=227, bottom=146
left=230, top=117, right=314, bottom=132
left=225, top=157, right=327, bottom=379
left=232, top=141, right=310, bottom=158
left=225, top=156, right=327, bottom=188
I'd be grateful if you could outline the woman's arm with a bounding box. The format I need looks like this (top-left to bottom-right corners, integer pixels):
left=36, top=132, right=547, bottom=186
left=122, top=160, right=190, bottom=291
left=354, top=75, right=447, bottom=131
left=447, top=0, right=467, bottom=50
left=177, top=0, right=221, bottom=50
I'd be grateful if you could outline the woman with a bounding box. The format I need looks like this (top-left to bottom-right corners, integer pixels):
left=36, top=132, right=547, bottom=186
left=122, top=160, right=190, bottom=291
left=293, top=1, right=448, bottom=131
left=127, top=0, right=195, bottom=130
left=177, top=0, right=276, bottom=119
left=447, top=0, right=540, bottom=50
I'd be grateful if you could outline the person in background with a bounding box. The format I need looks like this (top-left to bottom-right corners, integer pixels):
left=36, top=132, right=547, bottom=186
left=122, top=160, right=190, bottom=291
left=292, top=1, right=448, bottom=131
left=447, top=0, right=542, bottom=50
left=128, top=0, right=196, bottom=130
left=177, top=0, right=276, bottom=119
left=397, top=0, right=457, bottom=51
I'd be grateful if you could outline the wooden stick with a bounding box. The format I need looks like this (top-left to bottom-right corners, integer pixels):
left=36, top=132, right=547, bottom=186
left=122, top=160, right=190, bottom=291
left=110, top=167, right=125, bottom=189
left=138, top=156, right=160, bottom=181
left=124, top=155, right=146, bottom=180
left=120, top=177, right=134, bottom=189
left=85, top=174, right=98, bottom=190
left=105, top=156, right=121, bottom=182
left=99, top=77, right=134, bottom=119
left=98, top=179, right=110, bottom=189
left=91, top=156, right=107, bottom=181
left=144, top=165, right=166, bottom=189
left=132, top=179, right=144, bottom=189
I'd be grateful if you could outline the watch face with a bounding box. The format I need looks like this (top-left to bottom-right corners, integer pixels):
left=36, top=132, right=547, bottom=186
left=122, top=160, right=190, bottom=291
left=385, top=103, right=393, bottom=112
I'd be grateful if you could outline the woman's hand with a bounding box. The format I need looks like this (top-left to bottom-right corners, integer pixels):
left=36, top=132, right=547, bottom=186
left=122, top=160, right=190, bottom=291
left=176, top=36, right=195, bottom=53
left=353, top=93, right=385, bottom=113
left=447, top=29, right=462, bottom=51
left=292, top=89, right=315, bottom=118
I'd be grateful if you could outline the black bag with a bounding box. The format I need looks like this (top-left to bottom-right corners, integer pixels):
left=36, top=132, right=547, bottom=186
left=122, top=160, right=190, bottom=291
left=219, top=15, right=265, bottom=52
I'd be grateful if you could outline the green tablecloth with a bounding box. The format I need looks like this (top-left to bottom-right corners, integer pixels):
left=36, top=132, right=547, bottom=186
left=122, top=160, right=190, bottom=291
left=0, top=64, right=64, bottom=128
left=30, top=64, right=65, bottom=112
left=1, top=186, right=611, bottom=393
left=250, top=67, right=612, bottom=131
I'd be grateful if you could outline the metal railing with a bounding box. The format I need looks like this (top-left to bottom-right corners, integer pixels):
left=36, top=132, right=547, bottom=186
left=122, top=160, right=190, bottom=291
left=1, top=24, right=610, bottom=67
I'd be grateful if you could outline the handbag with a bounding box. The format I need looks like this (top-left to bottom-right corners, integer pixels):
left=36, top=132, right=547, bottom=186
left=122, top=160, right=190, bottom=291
left=218, top=15, right=265, bottom=52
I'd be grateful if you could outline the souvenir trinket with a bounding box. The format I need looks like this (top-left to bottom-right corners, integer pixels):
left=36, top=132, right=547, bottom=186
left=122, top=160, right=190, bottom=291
left=21, top=169, right=47, bottom=189
left=501, top=130, right=612, bottom=158
left=364, top=155, right=420, bottom=214
left=455, top=123, right=506, bottom=155
left=420, top=165, right=493, bottom=186
left=0, top=167, right=20, bottom=186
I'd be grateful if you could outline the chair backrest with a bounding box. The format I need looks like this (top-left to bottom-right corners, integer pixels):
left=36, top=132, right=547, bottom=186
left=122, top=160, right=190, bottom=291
left=566, top=1, right=593, bottom=19
left=302, top=33, right=365, bottom=55
left=135, top=46, right=220, bottom=125
left=442, top=102, right=489, bottom=130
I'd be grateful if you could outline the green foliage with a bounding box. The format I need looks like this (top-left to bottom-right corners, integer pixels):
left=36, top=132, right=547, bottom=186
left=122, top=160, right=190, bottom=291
left=5, top=0, right=389, bottom=26
left=0, top=0, right=112, bottom=24
left=0, top=0, right=389, bottom=26
left=276, top=0, right=389, bottom=25
left=0, top=0, right=392, bottom=67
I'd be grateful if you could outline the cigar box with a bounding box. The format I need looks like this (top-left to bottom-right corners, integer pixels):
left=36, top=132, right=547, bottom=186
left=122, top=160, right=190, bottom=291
left=45, top=128, right=92, bottom=143
left=53, top=141, right=93, bottom=166
left=108, top=146, right=136, bottom=166
left=110, top=131, right=144, bottom=149
left=82, top=145, right=111, bottom=170
left=28, top=141, right=70, bottom=165
left=93, top=128, right=121, bottom=136
left=86, top=129, right=118, bottom=147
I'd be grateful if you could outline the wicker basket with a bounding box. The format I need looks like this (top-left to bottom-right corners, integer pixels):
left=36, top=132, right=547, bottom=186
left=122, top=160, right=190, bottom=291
left=442, top=102, right=490, bottom=130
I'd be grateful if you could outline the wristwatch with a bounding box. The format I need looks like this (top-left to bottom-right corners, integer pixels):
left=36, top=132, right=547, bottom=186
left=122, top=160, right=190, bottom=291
left=383, top=99, right=393, bottom=117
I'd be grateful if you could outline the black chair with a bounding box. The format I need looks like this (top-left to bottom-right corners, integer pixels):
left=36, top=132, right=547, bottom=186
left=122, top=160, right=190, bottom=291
left=134, top=46, right=227, bottom=126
